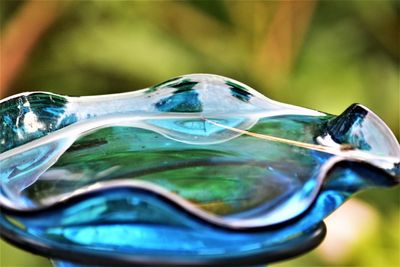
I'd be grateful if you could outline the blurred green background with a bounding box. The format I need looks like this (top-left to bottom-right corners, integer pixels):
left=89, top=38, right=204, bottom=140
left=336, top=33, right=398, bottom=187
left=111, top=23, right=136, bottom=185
left=0, top=0, right=399, bottom=266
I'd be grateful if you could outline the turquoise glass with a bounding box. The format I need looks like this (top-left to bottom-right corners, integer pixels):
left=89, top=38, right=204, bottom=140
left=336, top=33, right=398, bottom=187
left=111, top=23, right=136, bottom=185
left=0, top=74, right=399, bottom=266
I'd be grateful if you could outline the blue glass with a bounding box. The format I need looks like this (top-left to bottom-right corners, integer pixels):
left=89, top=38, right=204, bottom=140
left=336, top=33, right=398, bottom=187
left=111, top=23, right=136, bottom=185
left=0, top=74, right=399, bottom=266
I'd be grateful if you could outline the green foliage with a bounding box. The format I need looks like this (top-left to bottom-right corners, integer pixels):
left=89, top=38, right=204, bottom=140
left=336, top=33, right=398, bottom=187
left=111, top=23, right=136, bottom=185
left=0, top=240, right=52, bottom=267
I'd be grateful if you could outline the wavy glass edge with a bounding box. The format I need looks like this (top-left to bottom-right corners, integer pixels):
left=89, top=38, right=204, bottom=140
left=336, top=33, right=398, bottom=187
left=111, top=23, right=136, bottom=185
left=1, top=155, right=397, bottom=230
left=0, top=73, right=399, bottom=266
left=1, top=74, right=399, bottom=226
left=1, top=158, right=395, bottom=266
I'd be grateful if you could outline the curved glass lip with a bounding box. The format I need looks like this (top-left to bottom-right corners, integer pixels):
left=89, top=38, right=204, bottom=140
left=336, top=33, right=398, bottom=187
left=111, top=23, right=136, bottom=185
left=1, top=125, right=399, bottom=229
left=1, top=75, right=399, bottom=229
left=0, top=154, right=397, bottom=230
left=355, top=104, right=400, bottom=157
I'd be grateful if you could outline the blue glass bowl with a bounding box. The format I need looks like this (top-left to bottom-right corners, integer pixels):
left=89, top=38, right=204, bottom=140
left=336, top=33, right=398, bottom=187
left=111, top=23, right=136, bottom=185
left=1, top=74, right=399, bottom=266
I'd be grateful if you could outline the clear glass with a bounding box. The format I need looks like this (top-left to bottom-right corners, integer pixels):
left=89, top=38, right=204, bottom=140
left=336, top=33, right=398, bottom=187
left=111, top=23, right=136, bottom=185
left=1, top=74, right=399, bottom=266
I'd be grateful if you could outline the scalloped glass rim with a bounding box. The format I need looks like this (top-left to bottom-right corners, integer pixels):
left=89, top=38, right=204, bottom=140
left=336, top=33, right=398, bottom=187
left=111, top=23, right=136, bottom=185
left=1, top=74, right=399, bottom=230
